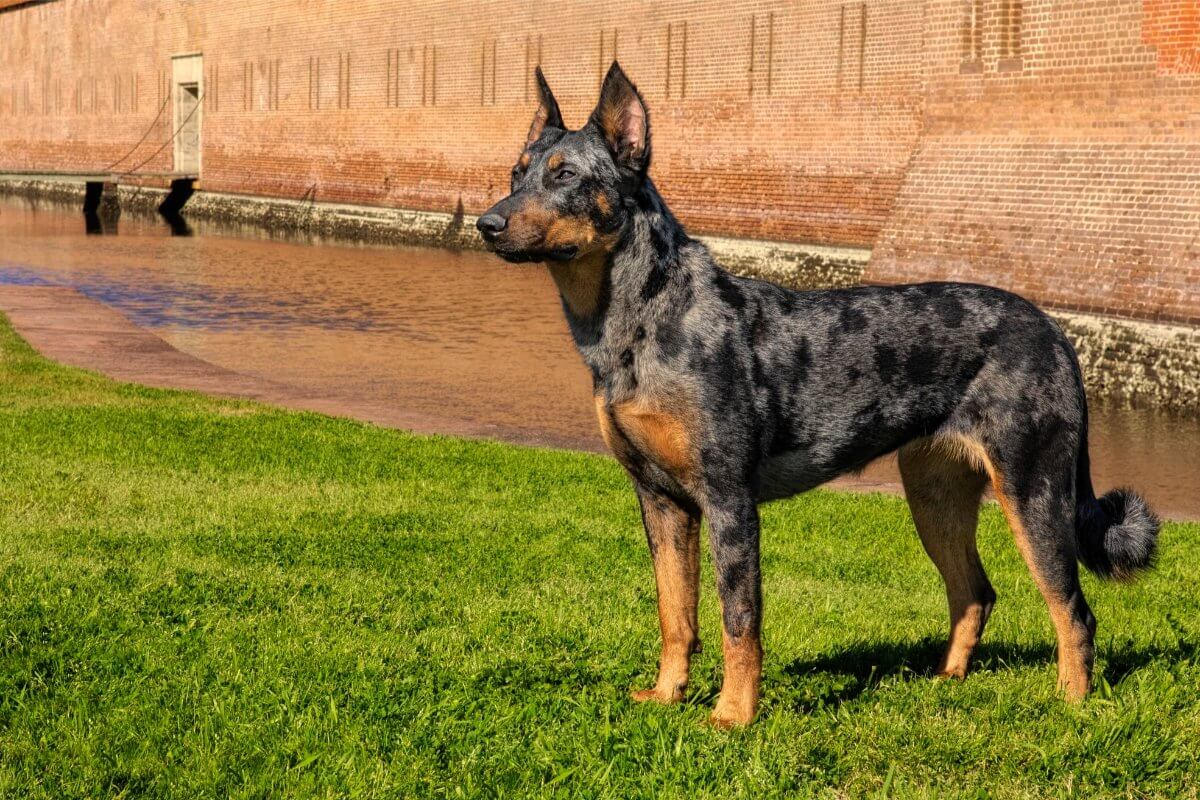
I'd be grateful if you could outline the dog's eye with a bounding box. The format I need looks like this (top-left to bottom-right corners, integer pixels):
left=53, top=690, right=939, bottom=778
left=511, top=166, right=525, bottom=180
left=555, top=169, right=576, bottom=182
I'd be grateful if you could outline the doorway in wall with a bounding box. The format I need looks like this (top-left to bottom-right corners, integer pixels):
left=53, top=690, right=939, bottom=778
left=171, top=54, right=203, bottom=175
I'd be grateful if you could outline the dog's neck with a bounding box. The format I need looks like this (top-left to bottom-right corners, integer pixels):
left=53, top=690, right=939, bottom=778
left=549, top=178, right=697, bottom=392
left=547, top=253, right=609, bottom=319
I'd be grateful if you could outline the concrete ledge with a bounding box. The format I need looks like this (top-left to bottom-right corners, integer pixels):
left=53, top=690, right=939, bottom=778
left=1, top=177, right=1196, bottom=415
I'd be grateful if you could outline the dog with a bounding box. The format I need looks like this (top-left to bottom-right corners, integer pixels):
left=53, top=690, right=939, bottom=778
left=476, top=62, right=1160, bottom=727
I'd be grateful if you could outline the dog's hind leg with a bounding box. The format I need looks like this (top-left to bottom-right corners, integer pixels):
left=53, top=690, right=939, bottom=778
left=899, top=439, right=993, bottom=680
left=985, top=437, right=1097, bottom=700
left=630, top=489, right=702, bottom=705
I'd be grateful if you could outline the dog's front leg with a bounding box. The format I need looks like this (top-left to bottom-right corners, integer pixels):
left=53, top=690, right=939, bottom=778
left=630, top=488, right=701, bottom=705
left=706, top=494, right=762, bottom=728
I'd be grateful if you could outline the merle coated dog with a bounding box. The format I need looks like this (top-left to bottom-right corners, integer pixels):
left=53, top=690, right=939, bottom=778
left=476, top=62, right=1160, bottom=727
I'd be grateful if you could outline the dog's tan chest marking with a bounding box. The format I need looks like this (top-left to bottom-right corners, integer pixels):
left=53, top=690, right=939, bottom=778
left=550, top=253, right=608, bottom=317
left=595, top=396, right=697, bottom=483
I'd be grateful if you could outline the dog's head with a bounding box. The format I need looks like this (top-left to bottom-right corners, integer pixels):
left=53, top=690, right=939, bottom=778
left=476, top=62, right=650, bottom=263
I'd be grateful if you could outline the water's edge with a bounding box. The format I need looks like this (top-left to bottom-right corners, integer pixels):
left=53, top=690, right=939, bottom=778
left=2, top=178, right=1198, bottom=415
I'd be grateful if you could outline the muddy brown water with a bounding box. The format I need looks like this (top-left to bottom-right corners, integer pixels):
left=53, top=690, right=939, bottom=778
left=1, top=196, right=1197, bottom=520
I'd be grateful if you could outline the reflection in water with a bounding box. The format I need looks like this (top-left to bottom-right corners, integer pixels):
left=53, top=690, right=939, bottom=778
left=84, top=209, right=119, bottom=236
left=159, top=209, right=193, bottom=237
left=0, top=195, right=1197, bottom=519
left=157, top=178, right=196, bottom=236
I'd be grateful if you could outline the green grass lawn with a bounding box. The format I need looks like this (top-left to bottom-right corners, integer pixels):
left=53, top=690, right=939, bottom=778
left=0, top=317, right=1198, bottom=799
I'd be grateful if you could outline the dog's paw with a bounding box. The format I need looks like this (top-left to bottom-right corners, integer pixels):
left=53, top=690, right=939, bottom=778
left=706, top=708, right=754, bottom=729
left=630, top=685, right=683, bottom=705
left=707, top=697, right=756, bottom=729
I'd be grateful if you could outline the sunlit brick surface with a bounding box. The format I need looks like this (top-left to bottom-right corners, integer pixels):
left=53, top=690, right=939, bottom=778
left=1, top=1, right=1197, bottom=322
left=866, top=0, right=1200, bottom=325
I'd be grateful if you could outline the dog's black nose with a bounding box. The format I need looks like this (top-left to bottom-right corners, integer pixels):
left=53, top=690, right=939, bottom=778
left=476, top=213, right=507, bottom=237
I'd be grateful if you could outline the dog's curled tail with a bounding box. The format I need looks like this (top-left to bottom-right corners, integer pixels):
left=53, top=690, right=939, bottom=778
left=1074, top=428, right=1160, bottom=581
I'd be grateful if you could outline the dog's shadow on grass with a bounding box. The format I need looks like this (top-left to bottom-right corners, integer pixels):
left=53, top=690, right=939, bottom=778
left=764, top=636, right=1197, bottom=712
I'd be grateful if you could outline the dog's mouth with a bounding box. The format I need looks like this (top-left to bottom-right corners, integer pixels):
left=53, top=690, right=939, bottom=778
left=489, top=244, right=579, bottom=264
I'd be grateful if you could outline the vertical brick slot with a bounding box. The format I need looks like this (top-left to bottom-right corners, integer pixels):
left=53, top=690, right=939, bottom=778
left=308, top=56, right=318, bottom=110
left=665, top=21, right=688, bottom=99
left=421, top=45, right=437, bottom=107
left=767, top=11, right=775, bottom=96
left=681, top=20, right=688, bottom=98
left=748, top=13, right=756, bottom=95
left=394, top=48, right=401, bottom=107
left=243, top=61, right=253, bottom=112
left=837, top=5, right=846, bottom=94
left=748, top=14, right=774, bottom=96
left=857, top=4, right=866, bottom=92
left=339, top=52, right=351, bottom=110
left=961, top=0, right=983, bottom=73
left=666, top=22, right=672, bottom=97
left=999, top=0, right=1023, bottom=71
left=480, top=40, right=496, bottom=106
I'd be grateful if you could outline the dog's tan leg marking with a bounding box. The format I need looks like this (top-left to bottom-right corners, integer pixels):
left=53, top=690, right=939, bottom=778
left=710, top=627, right=761, bottom=728
left=951, top=434, right=1093, bottom=700
left=596, top=397, right=707, bottom=707
left=899, top=439, right=992, bottom=679
left=631, top=494, right=701, bottom=705
left=992, top=478, right=1092, bottom=699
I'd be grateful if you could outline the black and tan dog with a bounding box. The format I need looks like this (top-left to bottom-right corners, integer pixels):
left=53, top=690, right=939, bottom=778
left=476, top=62, right=1160, bottom=727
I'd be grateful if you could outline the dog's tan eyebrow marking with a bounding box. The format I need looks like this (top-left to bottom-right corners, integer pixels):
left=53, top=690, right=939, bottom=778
left=547, top=153, right=564, bottom=171
left=518, top=152, right=531, bottom=169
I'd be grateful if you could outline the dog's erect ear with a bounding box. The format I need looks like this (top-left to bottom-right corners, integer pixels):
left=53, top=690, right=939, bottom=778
left=525, top=67, right=564, bottom=149
left=590, top=62, right=650, bottom=176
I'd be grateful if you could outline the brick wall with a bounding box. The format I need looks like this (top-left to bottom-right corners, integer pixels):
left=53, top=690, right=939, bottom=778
left=0, top=0, right=926, bottom=248
left=865, top=0, right=1200, bottom=325
left=1, top=1, right=1198, bottom=323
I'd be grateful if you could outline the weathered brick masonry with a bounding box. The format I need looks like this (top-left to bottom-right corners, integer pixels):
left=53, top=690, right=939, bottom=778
left=0, top=0, right=925, bottom=249
left=866, top=0, right=1200, bottom=325
left=0, top=0, right=1198, bottom=324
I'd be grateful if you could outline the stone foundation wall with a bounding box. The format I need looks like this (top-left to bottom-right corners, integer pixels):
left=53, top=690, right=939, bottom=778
left=1057, top=313, right=1200, bottom=414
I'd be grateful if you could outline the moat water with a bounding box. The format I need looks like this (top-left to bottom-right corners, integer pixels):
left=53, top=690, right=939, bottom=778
left=0, top=196, right=1196, bottom=520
